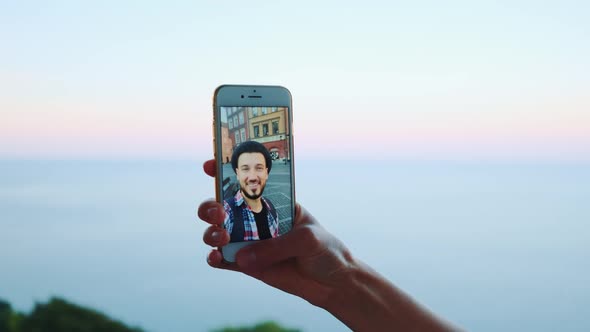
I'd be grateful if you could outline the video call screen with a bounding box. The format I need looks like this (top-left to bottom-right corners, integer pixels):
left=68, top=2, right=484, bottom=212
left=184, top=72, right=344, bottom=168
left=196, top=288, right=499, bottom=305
left=219, top=106, right=294, bottom=242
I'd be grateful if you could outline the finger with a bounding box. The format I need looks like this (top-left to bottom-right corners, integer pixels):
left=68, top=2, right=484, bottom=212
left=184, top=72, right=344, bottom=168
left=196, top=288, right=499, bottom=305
left=203, top=159, right=216, bottom=177
left=235, top=224, right=323, bottom=270
left=203, top=225, right=230, bottom=247
left=293, top=203, right=318, bottom=227
left=197, top=199, right=225, bottom=225
left=206, top=249, right=240, bottom=272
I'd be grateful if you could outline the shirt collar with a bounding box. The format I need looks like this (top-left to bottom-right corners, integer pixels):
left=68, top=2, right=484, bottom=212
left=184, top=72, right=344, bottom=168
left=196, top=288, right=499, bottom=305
left=234, top=190, right=246, bottom=207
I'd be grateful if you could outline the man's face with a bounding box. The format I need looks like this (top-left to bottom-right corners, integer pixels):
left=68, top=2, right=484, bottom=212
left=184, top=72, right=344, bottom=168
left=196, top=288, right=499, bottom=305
left=236, top=152, right=268, bottom=200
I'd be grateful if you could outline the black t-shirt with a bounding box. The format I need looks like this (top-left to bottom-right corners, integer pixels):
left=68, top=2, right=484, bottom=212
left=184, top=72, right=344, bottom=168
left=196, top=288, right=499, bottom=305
left=253, top=202, right=272, bottom=240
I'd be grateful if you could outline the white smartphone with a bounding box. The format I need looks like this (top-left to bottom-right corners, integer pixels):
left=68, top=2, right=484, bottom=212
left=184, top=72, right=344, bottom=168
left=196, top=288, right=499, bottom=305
left=212, top=85, right=296, bottom=262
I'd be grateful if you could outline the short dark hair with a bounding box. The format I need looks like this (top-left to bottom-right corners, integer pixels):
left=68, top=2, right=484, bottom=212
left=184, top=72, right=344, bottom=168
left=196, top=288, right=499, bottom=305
left=231, top=141, right=272, bottom=174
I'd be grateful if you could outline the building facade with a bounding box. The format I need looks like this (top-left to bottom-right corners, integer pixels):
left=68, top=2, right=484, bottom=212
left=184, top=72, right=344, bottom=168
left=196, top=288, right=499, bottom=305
left=226, top=106, right=249, bottom=151
left=220, top=123, right=233, bottom=164
left=247, top=107, right=290, bottom=160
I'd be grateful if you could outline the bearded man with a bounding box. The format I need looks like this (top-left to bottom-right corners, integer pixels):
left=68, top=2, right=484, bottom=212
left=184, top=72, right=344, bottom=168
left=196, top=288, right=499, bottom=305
left=224, top=141, right=279, bottom=242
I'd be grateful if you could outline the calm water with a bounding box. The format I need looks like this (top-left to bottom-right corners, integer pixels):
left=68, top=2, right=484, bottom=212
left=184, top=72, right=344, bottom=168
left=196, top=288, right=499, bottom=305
left=1, top=159, right=589, bottom=331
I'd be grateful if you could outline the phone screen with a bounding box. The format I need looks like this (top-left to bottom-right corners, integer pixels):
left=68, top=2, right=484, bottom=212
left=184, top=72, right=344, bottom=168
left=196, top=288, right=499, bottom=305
left=218, top=106, right=294, bottom=243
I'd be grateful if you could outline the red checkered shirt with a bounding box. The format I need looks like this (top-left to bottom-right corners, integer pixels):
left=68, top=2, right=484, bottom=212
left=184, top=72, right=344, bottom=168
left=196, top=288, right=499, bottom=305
left=223, top=191, right=279, bottom=241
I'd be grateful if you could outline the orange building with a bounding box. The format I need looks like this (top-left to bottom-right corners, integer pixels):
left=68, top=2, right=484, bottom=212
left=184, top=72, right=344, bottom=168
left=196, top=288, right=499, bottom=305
left=247, top=107, right=290, bottom=160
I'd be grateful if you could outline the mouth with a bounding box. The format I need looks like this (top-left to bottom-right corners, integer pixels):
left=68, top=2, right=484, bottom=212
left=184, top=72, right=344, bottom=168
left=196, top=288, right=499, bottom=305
left=247, top=183, right=260, bottom=191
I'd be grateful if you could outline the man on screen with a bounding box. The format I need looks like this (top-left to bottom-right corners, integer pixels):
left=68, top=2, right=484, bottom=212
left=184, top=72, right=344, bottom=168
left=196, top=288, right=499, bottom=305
left=224, top=141, right=279, bottom=242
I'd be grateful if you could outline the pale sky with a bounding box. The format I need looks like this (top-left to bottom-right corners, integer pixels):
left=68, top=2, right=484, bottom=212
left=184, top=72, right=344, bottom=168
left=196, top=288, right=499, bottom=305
left=1, top=1, right=589, bottom=161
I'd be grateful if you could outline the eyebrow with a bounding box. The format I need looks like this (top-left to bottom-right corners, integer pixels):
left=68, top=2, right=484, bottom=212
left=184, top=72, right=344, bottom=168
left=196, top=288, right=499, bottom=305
left=240, top=164, right=265, bottom=168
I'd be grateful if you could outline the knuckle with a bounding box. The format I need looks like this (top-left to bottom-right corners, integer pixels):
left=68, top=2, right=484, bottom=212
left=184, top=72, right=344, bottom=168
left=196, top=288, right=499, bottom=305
left=202, top=227, right=216, bottom=244
left=299, top=225, right=322, bottom=250
left=202, top=231, right=211, bottom=243
left=197, top=202, right=211, bottom=220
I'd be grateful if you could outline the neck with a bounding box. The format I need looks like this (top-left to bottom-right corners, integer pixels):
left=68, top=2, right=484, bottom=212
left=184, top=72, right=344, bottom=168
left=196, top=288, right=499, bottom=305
left=242, top=194, right=263, bottom=212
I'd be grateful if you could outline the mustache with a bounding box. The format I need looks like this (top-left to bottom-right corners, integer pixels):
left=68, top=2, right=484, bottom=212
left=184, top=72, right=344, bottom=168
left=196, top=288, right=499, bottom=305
left=240, top=181, right=266, bottom=200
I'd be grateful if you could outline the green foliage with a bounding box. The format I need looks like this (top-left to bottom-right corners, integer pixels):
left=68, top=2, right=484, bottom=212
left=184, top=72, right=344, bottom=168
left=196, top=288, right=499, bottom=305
left=0, top=300, right=11, bottom=332
left=211, top=320, right=301, bottom=332
left=2, top=297, right=302, bottom=332
left=0, top=297, right=143, bottom=332
left=0, top=299, right=23, bottom=332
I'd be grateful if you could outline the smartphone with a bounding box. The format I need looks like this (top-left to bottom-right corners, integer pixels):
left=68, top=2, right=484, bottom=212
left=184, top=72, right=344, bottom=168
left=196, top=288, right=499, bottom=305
left=212, top=85, right=295, bottom=262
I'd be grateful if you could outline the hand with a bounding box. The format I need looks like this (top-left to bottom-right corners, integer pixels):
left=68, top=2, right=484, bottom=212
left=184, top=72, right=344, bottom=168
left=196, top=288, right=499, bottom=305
left=198, top=159, right=354, bottom=307
left=198, top=159, right=458, bottom=331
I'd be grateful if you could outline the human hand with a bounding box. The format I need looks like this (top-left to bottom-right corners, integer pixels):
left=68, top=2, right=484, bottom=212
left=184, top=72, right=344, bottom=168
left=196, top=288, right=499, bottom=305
left=198, top=159, right=458, bottom=331
left=198, top=159, right=355, bottom=307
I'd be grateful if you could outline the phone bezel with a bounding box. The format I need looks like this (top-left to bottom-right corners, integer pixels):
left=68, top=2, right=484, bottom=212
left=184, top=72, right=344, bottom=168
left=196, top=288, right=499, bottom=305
left=212, top=84, right=295, bottom=262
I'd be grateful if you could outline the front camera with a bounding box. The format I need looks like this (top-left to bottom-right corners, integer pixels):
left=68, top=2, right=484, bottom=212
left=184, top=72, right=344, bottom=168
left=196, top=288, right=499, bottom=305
left=241, top=95, right=244, bottom=98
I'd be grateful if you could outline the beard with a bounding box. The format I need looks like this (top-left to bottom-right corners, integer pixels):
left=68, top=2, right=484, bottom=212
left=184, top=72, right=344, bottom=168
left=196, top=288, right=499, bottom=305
left=240, top=181, right=266, bottom=200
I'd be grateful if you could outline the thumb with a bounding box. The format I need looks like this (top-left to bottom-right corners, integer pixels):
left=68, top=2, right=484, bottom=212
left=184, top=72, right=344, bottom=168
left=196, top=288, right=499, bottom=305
left=235, top=225, right=322, bottom=270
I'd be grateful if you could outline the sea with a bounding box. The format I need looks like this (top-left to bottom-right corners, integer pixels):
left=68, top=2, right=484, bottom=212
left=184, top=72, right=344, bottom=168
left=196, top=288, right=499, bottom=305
left=1, top=159, right=589, bottom=332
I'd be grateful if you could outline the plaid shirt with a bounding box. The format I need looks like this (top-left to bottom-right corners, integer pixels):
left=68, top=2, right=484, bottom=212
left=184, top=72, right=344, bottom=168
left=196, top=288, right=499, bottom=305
left=223, top=191, right=279, bottom=241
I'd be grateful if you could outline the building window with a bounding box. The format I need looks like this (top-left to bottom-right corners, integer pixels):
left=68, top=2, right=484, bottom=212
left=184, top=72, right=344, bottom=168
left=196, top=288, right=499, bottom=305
left=262, top=107, right=268, bottom=115
left=238, top=112, right=244, bottom=125
left=240, top=128, right=246, bottom=142
left=235, top=131, right=240, bottom=144
left=253, top=125, right=260, bottom=137
left=228, top=119, right=233, bottom=129
left=272, top=121, right=279, bottom=134
left=252, top=108, right=258, bottom=117
left=233, top=116, right=238, bottom=128
left=263, top=123, right=269, bottom=136
left=271, top=107, right=277, bottom=113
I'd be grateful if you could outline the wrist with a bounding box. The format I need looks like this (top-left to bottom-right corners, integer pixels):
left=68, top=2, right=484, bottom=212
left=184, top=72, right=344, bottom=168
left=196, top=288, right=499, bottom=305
left=318, top=258, right=456, bottom=332
left=318, top=257, right=383, bottom=329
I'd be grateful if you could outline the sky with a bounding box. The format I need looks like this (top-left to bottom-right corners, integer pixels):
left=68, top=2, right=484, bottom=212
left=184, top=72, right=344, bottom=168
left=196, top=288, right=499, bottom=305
left=1, top=1, right=589, bottom=161
left=1, top=3, right=590, bottom=331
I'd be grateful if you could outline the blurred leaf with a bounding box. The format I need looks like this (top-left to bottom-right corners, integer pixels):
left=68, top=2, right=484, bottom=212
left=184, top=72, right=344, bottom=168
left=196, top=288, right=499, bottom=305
left=1, top=296, right=144, bottom=332
left=211, top=320, right=301, bottom=332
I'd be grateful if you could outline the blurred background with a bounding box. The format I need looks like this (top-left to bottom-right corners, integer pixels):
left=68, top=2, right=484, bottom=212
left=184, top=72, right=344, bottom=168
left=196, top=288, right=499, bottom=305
left=1, top=1, right=589, bottom=331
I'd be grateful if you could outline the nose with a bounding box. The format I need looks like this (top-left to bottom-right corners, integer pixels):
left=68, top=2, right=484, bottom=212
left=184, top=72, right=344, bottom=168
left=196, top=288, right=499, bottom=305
left=245, top=170, right=258, bottom=181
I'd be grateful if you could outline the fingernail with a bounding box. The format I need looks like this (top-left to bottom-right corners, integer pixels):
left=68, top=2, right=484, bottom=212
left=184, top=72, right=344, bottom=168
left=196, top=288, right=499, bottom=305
left=211, top=231, right=221, bottom=242
left=237, top=250, right=257, bottom=268
left=207, top=207, right=219, bottom=219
